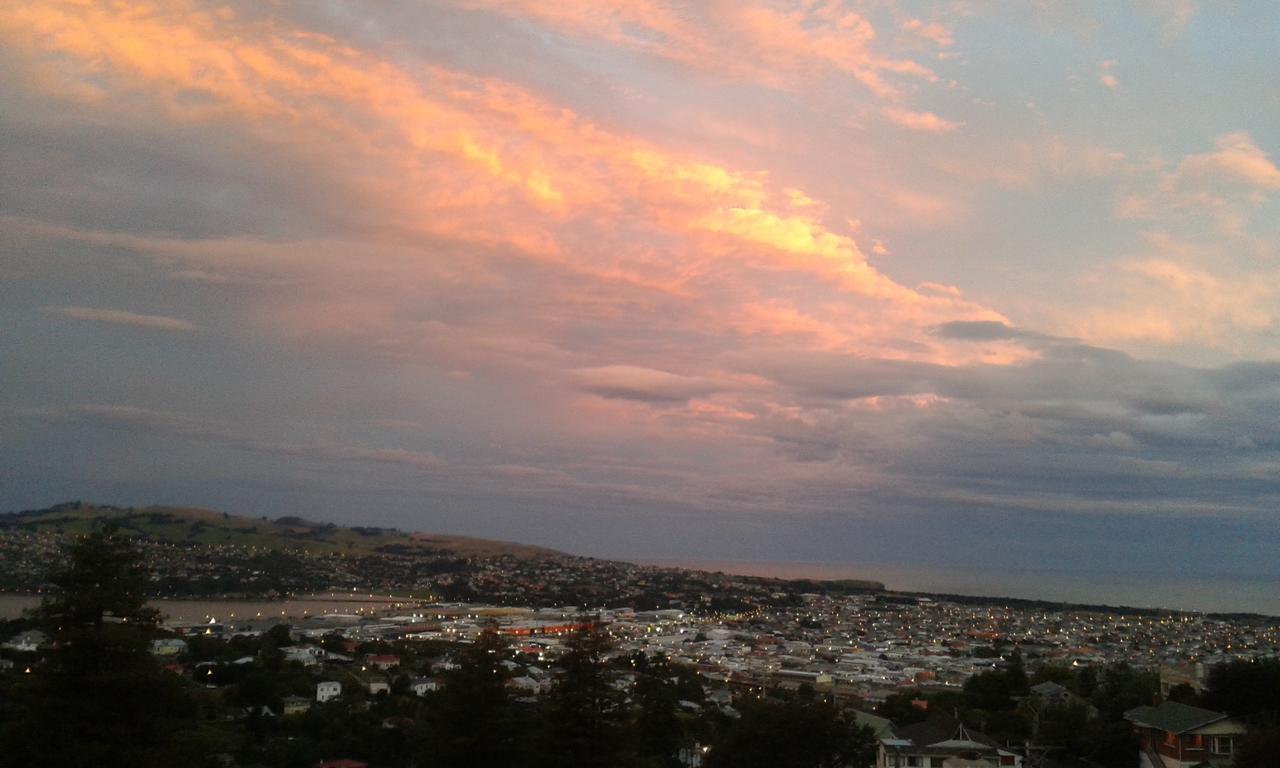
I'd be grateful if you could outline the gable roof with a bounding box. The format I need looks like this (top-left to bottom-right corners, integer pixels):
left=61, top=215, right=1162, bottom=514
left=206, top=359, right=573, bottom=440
left=1124, top=701, right=1228, bottom=734
left=853, top=710, right=895, bottom=739
left=891, top=714, right=998, bottom=749
left=1031, top=681, right=1070, bottom=695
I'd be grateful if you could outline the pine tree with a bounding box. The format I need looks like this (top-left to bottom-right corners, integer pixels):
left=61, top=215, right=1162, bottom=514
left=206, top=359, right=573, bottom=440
left=544, top=619, right=626, bottom=767
left=430, top=627, right=527, bottom=767
left=0, top=525, right=203, bottom=768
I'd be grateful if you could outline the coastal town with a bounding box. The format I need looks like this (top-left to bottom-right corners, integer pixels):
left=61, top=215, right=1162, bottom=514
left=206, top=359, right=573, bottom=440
left=6, top=582, right=1277, bottom=767
left=127, top=592, right=1280, bottom=707
left=3, top=506, right=1279, bottom=767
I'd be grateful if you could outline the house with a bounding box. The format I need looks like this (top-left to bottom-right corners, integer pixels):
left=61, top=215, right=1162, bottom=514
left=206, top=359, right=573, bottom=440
left=366, top=654, right=400, bottom=671
left=878, top=715, right=1022, bottom=768
left=1029, top=681, right=1073, bottom=706
left=283, top=695, right=312, bottom=715
left=283, top=645, right=326, bottom=666
left=366, top=680, right=390, bottom=695
left=150, top=638, right=188, bottom=657
left=242, top=705, right=277, bottom=719
left=853, top=710, right=895, bottom=740
left=410, top=677, right=439, bottom=696
left=316, top=681, right=342, bottom=702
left=1027, top=681, right=1097, bottom=716
left=1125, top=701, right=1246, bottom=768
left=3, top=630, right=49, bottom=652
left=508, top=675, right=544, bottom=695
left=1159, top=663, right=1207, bottom=699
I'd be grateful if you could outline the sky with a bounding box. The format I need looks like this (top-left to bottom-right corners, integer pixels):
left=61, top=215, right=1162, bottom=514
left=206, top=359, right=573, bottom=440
left=3, top=1, right=1280, bottom=583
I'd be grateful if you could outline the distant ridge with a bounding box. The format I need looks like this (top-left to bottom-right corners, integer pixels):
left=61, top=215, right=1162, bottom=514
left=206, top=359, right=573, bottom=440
left=0, top=501, right=562, bottom=560
left=0, top=500, right=887, bottom=604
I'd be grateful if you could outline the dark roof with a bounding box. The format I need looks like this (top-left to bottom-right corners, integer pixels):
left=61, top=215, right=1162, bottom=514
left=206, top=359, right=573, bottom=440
left=892, top=714, right=997, bottom=749
left=1124, top=701, right=1228, bottom=734
left=853, top=710, right=895, bottom=739
left=1031, top=681, right=1070, bottom=695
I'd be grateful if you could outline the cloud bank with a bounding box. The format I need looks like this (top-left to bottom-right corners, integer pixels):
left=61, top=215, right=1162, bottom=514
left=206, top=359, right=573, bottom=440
left=2, top=1, right=1279, bottom=573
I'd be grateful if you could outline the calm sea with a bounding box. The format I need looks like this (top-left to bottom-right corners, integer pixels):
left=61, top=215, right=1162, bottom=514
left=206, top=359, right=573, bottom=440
left=640, top=559, right=1280, bottom=616
left=3, top=566, right=1276, bottom=618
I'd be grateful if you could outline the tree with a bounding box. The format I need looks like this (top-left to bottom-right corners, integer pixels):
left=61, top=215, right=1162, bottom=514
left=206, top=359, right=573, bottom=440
left=1204, top=659, right=1280, bottom=717
left=1234, top=713, right=1280, bottom=768
left=1090, top=663, right=1158, bottom=719
left=706, top=698, right=876, bottom=768
left=1030, top=664, right=1075, bottom=690
left=631, top=653, right=686, bottom=767
left=0, top=526, right=206, bottom=768
left=544, top=620, right=627, bottom=768
left=878, top=690, right=927, bottom=725
left=1005, top=649, right=1030, bottom=697
left=428, top=628, right=526, bottom=767
left=964, top=668, right=1016, bottom=711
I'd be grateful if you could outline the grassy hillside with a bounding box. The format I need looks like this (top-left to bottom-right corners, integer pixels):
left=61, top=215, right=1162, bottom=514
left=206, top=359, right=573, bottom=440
left=0, top=501, right=561, bottom=559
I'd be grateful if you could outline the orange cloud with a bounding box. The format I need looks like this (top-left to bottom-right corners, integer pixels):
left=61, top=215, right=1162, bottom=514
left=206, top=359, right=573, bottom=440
left=2, top=0, right=1015, bottom=398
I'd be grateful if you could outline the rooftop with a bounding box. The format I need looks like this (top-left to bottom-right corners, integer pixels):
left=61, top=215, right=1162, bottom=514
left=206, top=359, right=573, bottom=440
left=1124, top=701, right=1229, bottom=734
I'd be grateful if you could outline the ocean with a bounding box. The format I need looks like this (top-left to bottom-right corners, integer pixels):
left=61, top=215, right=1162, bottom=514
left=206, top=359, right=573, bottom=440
left=640, top=559, right=1280, bottom=616
left=2, top=565, right=1275, bottom=619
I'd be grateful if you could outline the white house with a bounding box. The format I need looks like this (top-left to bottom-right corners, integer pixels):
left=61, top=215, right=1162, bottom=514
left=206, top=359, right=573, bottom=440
left=878, top=716, right=1022, bottom=768
left=316, top=680, right=342, bottom=702
left=3, top=630, right=49, bottom=652
left=411, top=677, right=440, bottom=696
left=150, top=638, right=188, bottom=657
left=283, top=645, right=325, bottom=666
left=508, top=675, right=544, bottom=695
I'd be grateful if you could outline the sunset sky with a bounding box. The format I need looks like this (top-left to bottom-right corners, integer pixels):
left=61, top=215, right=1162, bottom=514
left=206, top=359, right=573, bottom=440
left=3, top=1, right=1280, bottom=577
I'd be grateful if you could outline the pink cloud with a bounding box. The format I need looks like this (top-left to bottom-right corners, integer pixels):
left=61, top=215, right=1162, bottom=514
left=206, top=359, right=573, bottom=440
left=901, top=18, right=954, bottom=48
left=881, top=106, right=961, bottom=133
left=45, top=305, right=198, bottom=333
left=1175, top=132, right=1280, bottom=190
left=454, top=0, right=936, bottom=98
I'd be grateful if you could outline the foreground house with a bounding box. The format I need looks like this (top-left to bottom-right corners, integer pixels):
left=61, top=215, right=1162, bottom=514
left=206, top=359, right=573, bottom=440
left=1125, top=701, right=1245, bottom=768
left=878, top=715, right=1022, bottom=768
left=316, top=681, right=342, bottom=702
left=3, top=630, right=49, bottom=652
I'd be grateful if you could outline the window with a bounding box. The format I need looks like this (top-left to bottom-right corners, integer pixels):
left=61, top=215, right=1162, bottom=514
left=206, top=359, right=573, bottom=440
left=1186, top=734, right=1204, bottom=750
left=1163, top=731, right=1177, bottom=746
left=905, top=757, right=920, bottom=767
left=1213, top=737, right=1234, bottom=755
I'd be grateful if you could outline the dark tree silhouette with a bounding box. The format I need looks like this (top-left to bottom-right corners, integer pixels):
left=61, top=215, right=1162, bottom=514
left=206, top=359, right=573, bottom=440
left=0, top=526, right=204, bottom=768
left=429, top=627, right=527, bottom=767
left=544, top=619, right=626, bottom=768
left=706, top=698, right=875, bottom=768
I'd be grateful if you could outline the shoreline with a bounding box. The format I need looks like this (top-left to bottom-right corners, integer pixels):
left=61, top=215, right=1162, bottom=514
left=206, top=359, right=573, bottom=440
left=636, top=558, right=1280, bottom=618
